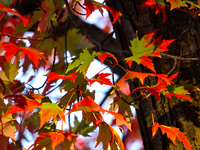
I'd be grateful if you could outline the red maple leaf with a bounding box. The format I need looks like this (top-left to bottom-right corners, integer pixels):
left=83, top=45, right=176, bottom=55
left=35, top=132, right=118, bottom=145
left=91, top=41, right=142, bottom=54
left=87, top=73, right=112, bottom=86
left=141, top=0, right=166, bottom=23
left=45, top=72, right=78, bottom=83
left=115, top=70, right=172, bottom=90
left=152, top=122, right=192, bottom=150
left=68, top=96, right=130, bottom=129
left=0, top=4, right=29, bottom=26
left=0, top=43, right=46, bottom=69
left=96, top=52, right=118, bottom=64
left=83, top=1, right=122, bottom=24
left=29, top=132, right=77, bottom=150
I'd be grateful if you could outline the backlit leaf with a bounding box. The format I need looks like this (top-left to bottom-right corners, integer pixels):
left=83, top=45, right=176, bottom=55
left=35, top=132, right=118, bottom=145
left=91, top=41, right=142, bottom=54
left=87, top=73, right=112, bottom=86
left=0, top=4, right=29, bottom=26
left=95, top=122, right=125, bottom=150
left=125, top=30, right=175, bottom=72
left=66, top=48, right=97, bottom=77
left=96, top=51, right=118, bottom=64
left=68, top=96, right=130, bottom=129
left=45, top=72, right=77, bottom=83
left=29, top=131, right=76, bottom=150
left=83, top=0, right=122, bottom=24
left=0, top=43, right=46, bottom=69
left=152, top=122, right=192, bottom=150
left=38, top=103, right=66, bottom=129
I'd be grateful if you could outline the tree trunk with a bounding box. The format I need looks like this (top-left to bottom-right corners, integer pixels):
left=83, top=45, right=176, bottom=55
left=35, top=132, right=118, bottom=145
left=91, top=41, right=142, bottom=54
left=107, top=0, right=200, bottom=149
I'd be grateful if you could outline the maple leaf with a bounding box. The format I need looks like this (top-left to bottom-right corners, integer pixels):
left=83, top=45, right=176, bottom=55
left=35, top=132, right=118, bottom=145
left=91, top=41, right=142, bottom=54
left=83, top=0, right=122, bottom=24
left=166, top=0, right=188, bottom=10
left=0, top=43, right=46, bottom=69
left=38, top=0, right=56, bottom=32
left=68, top=96, right=130, bottom=129
left=115, top=70, right=172, bottom=90
left=38, top=103, right=66, bottom=129
left=163, top=83, right=193, bottom=102
left=95, top=122, right=125, bottom=150
left=45, top=72, right=77, bottom=83
left=87, top=73, right=112, bottom=86
left=141, top=0, right=166, bottom=23
left=125, top=30, right=175, bottom=73
left=0, top=114, right=16, bottom=141
left=66, top=48, right=97, bottom=77
left=3, top=95, right=42, bottom=118
left=96, top=51, right=118, bottom=65
left=0, top=4, right=29, bottom=26
left=29, top=131, right=76, bottom=150
left=152, top=122, right=192, bottom=150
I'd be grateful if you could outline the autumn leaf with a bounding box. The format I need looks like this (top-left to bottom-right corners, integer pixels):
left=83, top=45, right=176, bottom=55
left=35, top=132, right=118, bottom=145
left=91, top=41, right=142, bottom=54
left=83, top=0, right=122, bottom=24
left=95, top=122, right=125, bottom=150
left=0, top=4, right=29, bottom=26
left=166, top=0, right=188, bottom=10
left=38, top=103, right=66, bottom=129
left=96, top=51, right=118, bottom=65
left=45, top=72, right=78, bottom=83
left=125, top=30, right=175, bottom=73
left=0, top=114, right=16, bottom=141
left=3, top=95, right=42, bottom=118
left=66, top=48, right=97, bottom=77
left=38, top=0, right=56, bottom=32
left=87, top=73, right=112, bottom=86
left=152, top=122, right=192, bottom=150
left=0, top=43, right=46, bottom=69
left=68, top=96, right=130, bottom=129
left=163, top=83, right=193, bottom=102
left=141, top=0, right=166, bottom=23
left=115, top=70, right=172, bottom=90
left=29, top=131, right=77, bottom=150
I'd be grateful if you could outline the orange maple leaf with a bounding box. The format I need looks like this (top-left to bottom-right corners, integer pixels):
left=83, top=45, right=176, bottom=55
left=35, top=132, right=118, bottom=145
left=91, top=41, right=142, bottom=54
left=152, top=122, right=192, bottom=150
left=68, top=96, right=130, bottom=129
left=38, top=103, right=66, bottom=129
left=95, top=122, right=125, bottom=150
left=29, top=132, right=77, bottom=150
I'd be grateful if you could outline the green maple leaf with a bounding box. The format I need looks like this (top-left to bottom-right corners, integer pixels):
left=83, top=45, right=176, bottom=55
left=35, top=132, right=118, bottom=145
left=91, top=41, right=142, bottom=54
left=66, top=28, right=94, bottom=56
left=72, top=116, right=96, bottom=136
left=66, top=48, right=96, bottom=77
left=38, top=0, right=56, bottom=32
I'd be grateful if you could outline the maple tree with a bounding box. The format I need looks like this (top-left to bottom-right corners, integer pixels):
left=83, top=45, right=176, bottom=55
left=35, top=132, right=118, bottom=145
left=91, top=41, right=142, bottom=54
left=1, top=0, right=200, bottom=149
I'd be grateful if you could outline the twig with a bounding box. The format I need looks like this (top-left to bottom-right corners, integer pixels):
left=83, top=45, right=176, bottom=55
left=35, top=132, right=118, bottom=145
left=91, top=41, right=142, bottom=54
left=167, top=58, right=177, bottom=75
left=0, top=32, right=51, bottom=41
left=77, top=1, right=85, bottom=9
left=160, top=53, right=200, bottom=61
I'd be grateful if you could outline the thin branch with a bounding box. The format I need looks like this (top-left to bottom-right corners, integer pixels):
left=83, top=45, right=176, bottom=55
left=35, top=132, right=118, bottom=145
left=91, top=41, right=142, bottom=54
left=72, top=8, right=86, bottom=15
left=77, top=1, right=85, bottom=9
left=0, top=32, right=51, bottom=41
left=167, top=58, right=177, bottom=75
left=160, top=53, right=200, bottom=61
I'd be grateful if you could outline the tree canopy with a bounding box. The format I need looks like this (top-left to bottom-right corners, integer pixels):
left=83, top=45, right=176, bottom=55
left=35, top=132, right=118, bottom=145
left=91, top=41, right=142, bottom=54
left=1, top=0, right=200, bottom=149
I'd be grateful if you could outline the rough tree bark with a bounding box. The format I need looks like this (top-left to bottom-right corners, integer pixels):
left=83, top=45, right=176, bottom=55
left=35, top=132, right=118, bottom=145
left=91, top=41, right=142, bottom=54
left=106, top=0, right=200, bottom=149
